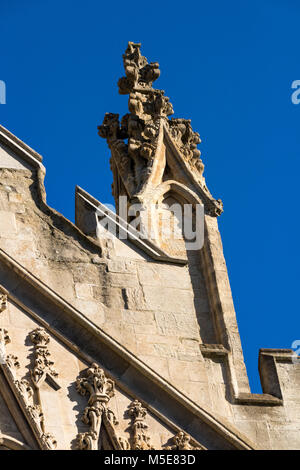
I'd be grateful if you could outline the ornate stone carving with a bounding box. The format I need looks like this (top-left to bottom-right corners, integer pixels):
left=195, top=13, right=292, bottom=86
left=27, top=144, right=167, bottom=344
left=29, top=327, right=59, bottom=389
left=166, top=431, right=202, bottom=450
left=98, top=43, right=175, bottom=202
left=76, top=363, right=117, bottom=450
left=0, top=293, right=7, bottom=312
left=0, top=327, right=58, bottom=450
left=168, top=118, right=204, bottom=176
left=75, top=431, right=95, bottom=450
left=118, top=42, right=160, bottom=95
left=128, top=399, right=154, bottom=450
left=15, top=378, right=33, bottom=404
left=98, top=42, right=223, bottom=218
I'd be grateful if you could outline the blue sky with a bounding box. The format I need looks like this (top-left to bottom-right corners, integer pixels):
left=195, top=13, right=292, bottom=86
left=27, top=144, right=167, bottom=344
left=1, top=0, right=299, bottom=393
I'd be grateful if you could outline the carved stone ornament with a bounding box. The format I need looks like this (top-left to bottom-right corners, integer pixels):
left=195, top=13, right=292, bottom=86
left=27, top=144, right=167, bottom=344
left=98, top=42, right=223, bottom=217
left=76, top=363, right=120, bottom=450
left=0, top=327, right=58, bottom=449
left=166, top=431, right=202, bottom=450
left=29, top=327, right=59, bottom=389
left=128, top=399, right=154, bottom=450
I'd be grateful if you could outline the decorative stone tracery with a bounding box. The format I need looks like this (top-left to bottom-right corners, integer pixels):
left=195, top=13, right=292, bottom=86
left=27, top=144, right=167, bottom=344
left=29, top=327, right=59, bottom=389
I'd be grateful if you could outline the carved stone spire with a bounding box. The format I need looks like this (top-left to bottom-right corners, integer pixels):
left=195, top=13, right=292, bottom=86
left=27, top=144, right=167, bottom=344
left=0, top=327, right=57, bottom=449
left=118, top=41, right=161, bottom=95
left=98, top=42, right=222, bottom=219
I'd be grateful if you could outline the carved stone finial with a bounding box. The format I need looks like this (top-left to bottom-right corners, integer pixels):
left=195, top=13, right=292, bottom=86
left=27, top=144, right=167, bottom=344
left=118, top=42, right=160, bottom=95
left=76, top=363, right=115, bottom=403
left=128, top=399, right=154, bottom=450
left=29, top=327, right=50, bottom=347
left=98, top=42, right=222, bottom=218
left=128, top=399, right=147, bottom=421
left=76, top=364, right=116, bottom=450
left=98, top=42, right=174, bottom=203
left=29, top=327, right=59, bottom=389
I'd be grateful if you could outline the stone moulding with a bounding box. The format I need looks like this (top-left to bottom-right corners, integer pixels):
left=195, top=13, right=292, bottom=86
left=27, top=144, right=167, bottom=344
left=0, top=433, right=31, bottom=450
left=166, top=431, right=203, bottom=451
left=29, top=327, right=60, bottom=390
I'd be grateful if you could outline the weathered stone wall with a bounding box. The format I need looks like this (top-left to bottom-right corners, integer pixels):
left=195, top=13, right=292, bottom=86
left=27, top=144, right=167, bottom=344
left=0, top=143, right=299, bottom=449
left=0, top=165, right=213, bottom=407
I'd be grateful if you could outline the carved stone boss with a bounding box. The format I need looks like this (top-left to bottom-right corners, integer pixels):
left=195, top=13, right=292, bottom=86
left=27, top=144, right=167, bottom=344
left=166, top=431, right=203, bottom=450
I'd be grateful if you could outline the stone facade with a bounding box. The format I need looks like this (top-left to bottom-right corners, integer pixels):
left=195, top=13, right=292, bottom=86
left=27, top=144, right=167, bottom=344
left=0, top=43, right=299, bottom=450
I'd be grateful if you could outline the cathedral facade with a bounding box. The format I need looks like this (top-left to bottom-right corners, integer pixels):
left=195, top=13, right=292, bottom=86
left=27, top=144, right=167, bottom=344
left=0, top=43, right=299, bottom=450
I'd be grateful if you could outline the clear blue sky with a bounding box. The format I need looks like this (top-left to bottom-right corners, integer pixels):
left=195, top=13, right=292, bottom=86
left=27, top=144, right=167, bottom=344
left=1, top=0, right=299, bottom=393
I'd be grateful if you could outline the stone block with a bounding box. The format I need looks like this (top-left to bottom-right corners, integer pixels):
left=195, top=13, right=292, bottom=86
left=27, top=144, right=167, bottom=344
left=75, top=282, right=93, bottom=300
left=0, top=211, right=17, bottom=237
